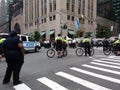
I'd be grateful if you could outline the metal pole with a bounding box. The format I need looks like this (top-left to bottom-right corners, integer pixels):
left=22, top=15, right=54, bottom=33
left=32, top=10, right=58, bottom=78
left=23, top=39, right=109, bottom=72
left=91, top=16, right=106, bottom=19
left=8, top=1, right=12, bottom=32
left=9, top=12, right=11, bottom=32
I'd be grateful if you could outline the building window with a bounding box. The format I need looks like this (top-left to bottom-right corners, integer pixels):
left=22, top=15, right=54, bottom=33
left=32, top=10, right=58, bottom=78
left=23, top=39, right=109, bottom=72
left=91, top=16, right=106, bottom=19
left=29, top=22, right=33, bottom=27
left=44, top=0, right=47, bottom=14
left=78, top=0, right=81, bottom=14
left=67, top=15, right=70, bottom=20
left=88, top=20, right=90, bottom=24
left=41, top=19, right=44, bottom=23
left=71, top=16, right=74, bottom=21
left=29, top=0, right=33, bottom=21
left=53, top=0, right=56, bottom=10
left=71, top=0, right=75, bottom=12
left=44, top=18, right=46, bottom=23
left=88, top=0, right=90, bottom=18
left=41, top=0, right=44, bottom=15
left=50, top=16, right=52, bottom=21
left=82, top=0, right=85, bottom=15
left=49, top=0, right=52, bottom=12
left=37, top=0, right=39, bottom=17
left=66, top=0, right=70, bottom=10
left=91, top=0, right=93, bottom=19
left=53, top=15, right=56, bottom=20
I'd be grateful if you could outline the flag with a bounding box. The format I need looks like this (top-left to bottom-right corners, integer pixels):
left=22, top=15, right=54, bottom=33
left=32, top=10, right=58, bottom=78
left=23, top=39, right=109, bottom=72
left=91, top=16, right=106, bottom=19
left=74, top=18, right=80, bottom=29
left=12, top=2, right=19, bottom=9
left=25, top=24, right=28, bottom=30
left=92, top=21, right=97, bottom=29
left=36, top=19, right=40, bottom=27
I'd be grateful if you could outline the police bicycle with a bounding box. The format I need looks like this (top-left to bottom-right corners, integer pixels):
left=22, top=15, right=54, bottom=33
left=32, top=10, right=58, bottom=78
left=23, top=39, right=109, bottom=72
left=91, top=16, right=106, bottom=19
left=46, top=47, right=67, bottom=58
left=103, top=44, right=119, bottom=56
left=103, top=44, right=112, bottom=56
left=75, top=45, right=94, bottom=56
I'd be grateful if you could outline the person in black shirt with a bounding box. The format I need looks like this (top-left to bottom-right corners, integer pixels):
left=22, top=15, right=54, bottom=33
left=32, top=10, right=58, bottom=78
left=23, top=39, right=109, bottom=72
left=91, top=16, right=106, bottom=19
left=2, top=30, right=24, bottom=85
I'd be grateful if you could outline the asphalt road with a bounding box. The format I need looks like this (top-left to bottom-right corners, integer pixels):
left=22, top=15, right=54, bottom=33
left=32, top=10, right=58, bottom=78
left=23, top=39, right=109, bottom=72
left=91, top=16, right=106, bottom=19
left=0, top=47, right=120, bottom=90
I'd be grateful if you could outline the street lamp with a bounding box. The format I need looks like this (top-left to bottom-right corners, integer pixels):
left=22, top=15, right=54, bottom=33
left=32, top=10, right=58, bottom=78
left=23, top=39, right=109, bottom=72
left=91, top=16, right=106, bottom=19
left=60, top=20, right=67, bottom=37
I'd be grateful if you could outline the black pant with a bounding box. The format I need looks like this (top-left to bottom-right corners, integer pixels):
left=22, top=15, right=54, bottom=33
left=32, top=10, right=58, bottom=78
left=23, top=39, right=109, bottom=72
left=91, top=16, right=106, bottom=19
left=83, top=44, right=91, bottom=56
left=3, top=51, right=24, bottom=84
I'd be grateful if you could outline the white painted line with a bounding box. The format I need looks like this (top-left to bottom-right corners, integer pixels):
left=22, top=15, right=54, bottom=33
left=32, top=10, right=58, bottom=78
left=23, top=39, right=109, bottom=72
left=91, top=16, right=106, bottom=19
left=95, top=55, right=106, bottom=57
left=70, top=67, right=120, bottom=84
left=93, top=59, right=120, bottom=66
left=37, top=77, right=68, bottom=90
left=56, top=72, right=111, bottom=90
left=13, top=83, right=32, bottom=90
left=100, top=58, right=120, bottom=62
left=91, top=62, right=120, bottom=69
left=108, top=56, right=120, bottom=59
left=108, top=56, right=116, bottom=58
left=82, top=64, right=120, bottom=75
left=89, top=57, right=93, bottom=58
left=94, top=47, right=103, bottom=50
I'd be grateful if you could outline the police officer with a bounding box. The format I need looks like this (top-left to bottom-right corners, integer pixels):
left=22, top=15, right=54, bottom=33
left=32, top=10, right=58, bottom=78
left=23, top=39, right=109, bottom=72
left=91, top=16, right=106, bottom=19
left=102, top=37, right=110, bottom=51
left=55, top=34, right=63, bottom=58
left=113, top=37, right=120, bottom=55
left=82, top=36, right=91, bottom=56
left=2, top=30, right=24, bottom=85
left=62, top=36, right=68, bottom=56
left=0, top=37, right=6, bottom=61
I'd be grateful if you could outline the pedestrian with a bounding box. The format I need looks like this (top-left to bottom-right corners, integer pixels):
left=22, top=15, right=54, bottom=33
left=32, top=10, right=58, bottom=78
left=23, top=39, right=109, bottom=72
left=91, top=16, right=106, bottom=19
left=2, top=30, right=24, bottom=85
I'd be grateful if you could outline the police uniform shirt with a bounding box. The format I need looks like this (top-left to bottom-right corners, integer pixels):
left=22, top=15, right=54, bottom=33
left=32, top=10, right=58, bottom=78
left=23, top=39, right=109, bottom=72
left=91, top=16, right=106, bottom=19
left=2, top=36, right=23, bottom=61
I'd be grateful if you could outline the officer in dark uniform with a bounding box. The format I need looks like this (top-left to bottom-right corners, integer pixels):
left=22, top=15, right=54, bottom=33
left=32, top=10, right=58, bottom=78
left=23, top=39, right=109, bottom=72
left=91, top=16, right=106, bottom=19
left=55, top=34, right=63, bottom=58
left=2, top=30, right=24, bottom=85
left=0, top=37, right=6, bottom=61
left=82, top=36, right=91, bottom=56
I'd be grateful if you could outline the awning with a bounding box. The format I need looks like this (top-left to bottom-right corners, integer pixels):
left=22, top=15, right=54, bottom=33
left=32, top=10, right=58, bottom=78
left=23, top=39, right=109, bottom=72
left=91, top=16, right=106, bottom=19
left=68, top=30, right=75, bottom=35
left=41, top=32, right=46, bottom=36
left=49, top=30, right=55, bottom=35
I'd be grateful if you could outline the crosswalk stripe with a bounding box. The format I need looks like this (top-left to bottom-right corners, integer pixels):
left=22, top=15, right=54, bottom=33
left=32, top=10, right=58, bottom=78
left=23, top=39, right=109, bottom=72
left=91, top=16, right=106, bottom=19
left=37, top=77, right=68, bottom=90
left=82, top=64, right=120, bottom=75
left=91, top=62, right=120, bottom=69
left=93, top=59, right=120, bottom=66
left=100, top=58, right=120, bottom=62
left=56, top=72, right=111, bottom=90
left=70, top=67, right=120, bottom=84
left=13, top=83, right=32, bottom=90
left=108, top=56, right=120, bottom=60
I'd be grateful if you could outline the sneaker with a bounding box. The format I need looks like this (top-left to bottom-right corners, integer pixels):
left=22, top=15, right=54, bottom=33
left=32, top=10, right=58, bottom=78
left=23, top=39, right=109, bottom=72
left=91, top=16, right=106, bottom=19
left=3, top=81, right=10, bottom=84
left=13, top=80, right=22, bottom=85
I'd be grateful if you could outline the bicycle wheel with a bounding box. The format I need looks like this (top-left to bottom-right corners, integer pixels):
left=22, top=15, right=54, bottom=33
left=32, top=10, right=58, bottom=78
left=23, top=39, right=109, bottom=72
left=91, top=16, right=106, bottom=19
left=47, top=48, right=55, bottom=58
left=90, top=48, right=94, bottom=56
left=103, top=47, right=111, bottom=56
left=75, top=47, right=84, bottom=56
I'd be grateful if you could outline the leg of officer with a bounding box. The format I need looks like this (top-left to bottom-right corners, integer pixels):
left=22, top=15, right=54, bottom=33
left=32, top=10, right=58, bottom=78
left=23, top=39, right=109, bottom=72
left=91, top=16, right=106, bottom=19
left=87, top=44, right=91, bottom=56
left=13, top=60, right=23, bottom=85
left=84, top=44, right=87, bottom=56
left=3, top=60, right=13, bottom=84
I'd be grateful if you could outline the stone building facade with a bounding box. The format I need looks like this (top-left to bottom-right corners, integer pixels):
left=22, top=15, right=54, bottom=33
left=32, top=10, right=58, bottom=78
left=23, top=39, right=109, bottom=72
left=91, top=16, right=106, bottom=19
left=23, top=0, right=97, bottom=40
